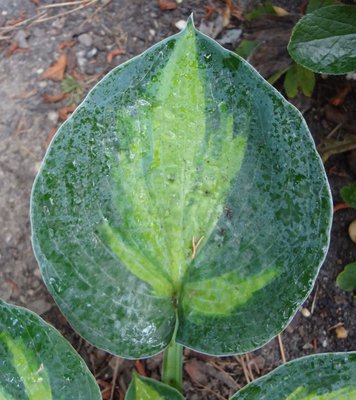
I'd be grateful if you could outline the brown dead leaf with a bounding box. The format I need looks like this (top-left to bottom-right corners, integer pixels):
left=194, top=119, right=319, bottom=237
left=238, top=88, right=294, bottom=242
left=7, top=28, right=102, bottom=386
left=184, top=359, right=208, bottom=385
left=45, top=126, right=58, bottom=149
left=43, top=93, right=68, bottom=103
left=59, top=104, right=76, bottom=121
left=58, top=41, right=76, bottom=50
left=226, top=0, right=244, bottom=21
left=5, top=41, right=18, bottom=57
left=5, top=41, right=30, bottom=57
left=41, top=54, right=67, bottom=81
left=157, top=0, right=177, bottom=11
left=329, top=83, right=352, bottom=107
left=96, top=379, right=111, bottom=400
left=134, top=360, right=146, bottom=376
left=31, top=0, right=41, bottom=4
left=335, top=326, right=348, bottom=339
left=107, top=49, right=126, bottom=64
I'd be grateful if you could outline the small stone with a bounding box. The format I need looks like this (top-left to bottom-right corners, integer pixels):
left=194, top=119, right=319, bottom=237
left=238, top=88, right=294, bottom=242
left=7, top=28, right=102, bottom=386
left=348, top=220, right=356, bottom=243
left=149, top=29, right=155, bottom=37
left=52, top=17, right=65, bottom=30
left=322, top=339, right=328, bottom=348
left=78, top=33, right=93, bottom=47
left=218, top=29, right=242, bottom=46
left=76, top=50, right=87, bottom=69
left=28, top=299, right=52, bottom=315
left=302, top=342, right=313, bottom=350
left=34, top=161, right=41, bottom=173
left=38, top=81, right=47, bottom=88
left=33, top=27, right=45, bottom=38
left=14, top=29, right=29, bottom=48
left=175, top=20, right=186, bottom=30
left=301, top=307, right=311, bottom=318
left=86, top=48, right=98, bottom=58
left=346, top=72, right=356, bottom=81
left=36, top=68, right=44, bottom=75
left=335, top=326, right=348, bottom=339
left=47, top=111, right=59, bottom=124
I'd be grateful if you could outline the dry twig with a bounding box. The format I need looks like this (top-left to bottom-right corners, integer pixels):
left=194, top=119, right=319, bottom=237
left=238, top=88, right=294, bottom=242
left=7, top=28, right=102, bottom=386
left=277, top=334, right=287, bottom=363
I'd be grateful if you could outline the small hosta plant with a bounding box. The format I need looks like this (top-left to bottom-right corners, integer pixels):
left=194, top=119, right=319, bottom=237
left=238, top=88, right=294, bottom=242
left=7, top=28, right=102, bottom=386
left=288, top=4, right=356, bottom=74
left=3, top=16, right=354, bottom=399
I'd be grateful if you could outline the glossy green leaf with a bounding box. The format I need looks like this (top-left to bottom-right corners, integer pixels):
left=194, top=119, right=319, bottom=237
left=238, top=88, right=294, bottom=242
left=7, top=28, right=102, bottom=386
left=125, top=373, right=184, bottom=400
left=336, top=262, right=356, bottom=292
left=0, top=300, right=101, bottom=400
left=231, top=352, right=356, bottom=399
left=340, top=184, right=356, bottom=208
left=288, top=5, right=356, bottom=74
left=31, top=17, right=332, bottom=358
left=306, top=0, right=336, bottom=14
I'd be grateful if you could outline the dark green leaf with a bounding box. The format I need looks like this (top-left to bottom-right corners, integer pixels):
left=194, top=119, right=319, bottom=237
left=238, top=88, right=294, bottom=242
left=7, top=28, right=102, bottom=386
left=340, top=184, right=356, bottom=208
left=235, top=40, right=258, bottom=60
left=31, top=17, right=332, bottom=357
left=288, top=5, right=356, bottom=74
left=306, top=0, right=336, bottom=14
left=231, top=352, right=356, bottom=399
left=125, top=373, right=184, bottom=400
left=245, top=3, right=277, bottom=21
left=0, top=300, right=100, bottom=400
left=337, top=262, right=356, bottom=292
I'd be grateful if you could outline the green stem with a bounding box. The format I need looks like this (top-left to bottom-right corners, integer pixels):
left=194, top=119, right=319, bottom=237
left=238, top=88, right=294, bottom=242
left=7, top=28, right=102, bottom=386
left=162, top=337, right=183, bottom=392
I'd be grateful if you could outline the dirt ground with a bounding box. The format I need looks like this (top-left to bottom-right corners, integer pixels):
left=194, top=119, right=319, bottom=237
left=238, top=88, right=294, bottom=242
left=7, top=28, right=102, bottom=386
left=0, top=1, right=355, bottom=399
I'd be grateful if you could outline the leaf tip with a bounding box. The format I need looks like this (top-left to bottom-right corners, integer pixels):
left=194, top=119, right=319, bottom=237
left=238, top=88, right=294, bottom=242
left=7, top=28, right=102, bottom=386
left=185, top=13, right=196, bottom=32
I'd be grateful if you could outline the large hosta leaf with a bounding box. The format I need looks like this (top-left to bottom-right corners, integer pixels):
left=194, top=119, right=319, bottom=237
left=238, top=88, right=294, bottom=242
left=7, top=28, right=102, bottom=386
left=231, top=352, right=356, bottom=399
left=288, top=5, right=356, bottom=74
left=0, top=300, right=100, bottom=400
left=31, top=17, right=332, bottom=357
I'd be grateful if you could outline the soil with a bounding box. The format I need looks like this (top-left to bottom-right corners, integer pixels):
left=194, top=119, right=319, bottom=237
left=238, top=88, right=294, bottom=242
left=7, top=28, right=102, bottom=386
left=0, top=1, right=355, bottom=399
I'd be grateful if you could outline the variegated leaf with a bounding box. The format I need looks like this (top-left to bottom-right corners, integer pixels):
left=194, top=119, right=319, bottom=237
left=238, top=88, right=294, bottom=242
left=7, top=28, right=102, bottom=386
left=31, top=17, right=332, bottom=357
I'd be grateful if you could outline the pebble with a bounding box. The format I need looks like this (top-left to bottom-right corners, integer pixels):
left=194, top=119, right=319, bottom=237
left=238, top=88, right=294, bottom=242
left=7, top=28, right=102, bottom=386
left=301, top=307, right=311, bottom=318
left=28, top=299, right=52, bottom=315
left=14, top=29, right=29, bottom=49
left=335, top=326, right=348, bottom=339
left=78, top=33, right=93, bottom=47
left=175, top=20, right=186, bottom=30
left=33, top=27, right=45, bottom=38
left=47, top=111, right=59, bottom=124
left=86, top=48, right=98, bottom=59
left=36, top=68, right=44, bottom=75
left=322, top=339, right=328, bottom=348
left=76, top=50, right=87, bottom=69
left=348, top=220, right=356, bottom=243
left=52, top=17, right=65, bottom=30
left=218, top=29, right=242, bottom=46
